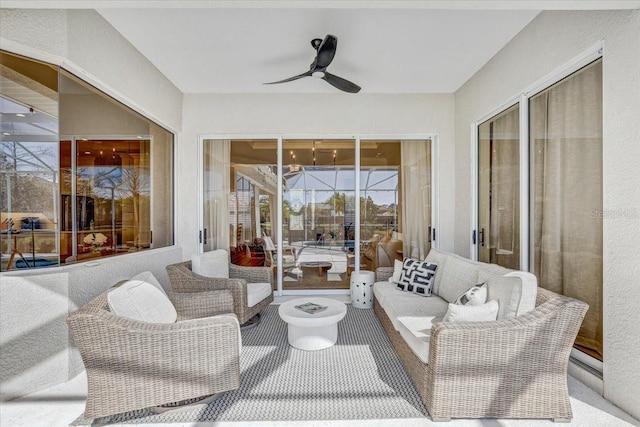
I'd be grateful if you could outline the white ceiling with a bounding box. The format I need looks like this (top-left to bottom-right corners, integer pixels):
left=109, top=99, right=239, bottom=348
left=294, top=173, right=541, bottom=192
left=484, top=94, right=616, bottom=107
left=6, top=1, right=639, bottom=94
left=98, top=7, right=540, bottom=94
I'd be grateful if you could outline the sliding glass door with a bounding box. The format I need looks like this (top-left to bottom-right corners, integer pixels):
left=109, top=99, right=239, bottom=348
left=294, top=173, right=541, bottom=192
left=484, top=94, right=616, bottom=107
left=282, top=139, right=355, bottom=290
left=474, top=58, right=603, bottom=362
left=201, top=137, right=434, bottom=294
left=477, top=104, right=520, bottom=269
left=530, top=59, right=603, bottom=360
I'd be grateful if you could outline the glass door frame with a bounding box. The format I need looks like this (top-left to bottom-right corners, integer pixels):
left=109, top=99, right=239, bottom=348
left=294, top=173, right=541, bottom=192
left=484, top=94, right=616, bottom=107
left=199, top=133, right=439, bottom=297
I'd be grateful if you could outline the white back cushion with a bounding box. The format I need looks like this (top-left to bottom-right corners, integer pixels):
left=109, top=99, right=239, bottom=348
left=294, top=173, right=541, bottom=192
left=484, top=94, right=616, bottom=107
left=437, top=254, right=480, bottom=303
left=191, top=249, right=229, bottom=278
left=425, top=248, right=448, bottom=295
left=263, top=236, right=276, bottom=251
left=108, top=276, right=177, bottom=323
left=130, top=270, right=164, bottom=290
left=388, top=259, right=403, bottom=284
left=479, top=270, right=537, bottom=319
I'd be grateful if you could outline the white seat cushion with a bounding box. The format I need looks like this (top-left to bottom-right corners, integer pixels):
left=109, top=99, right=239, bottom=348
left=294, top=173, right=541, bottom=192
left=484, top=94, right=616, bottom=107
left=373, top=281, right=397, bottom=307
left=246, top=282, right=272, bottom=308
left=108, top=276, right=177, bottom=323
left=397, top=315, right=443, bottom=364
left=375, top=281, right=449, bottom=330
left=191, top=249, right=229, bottom=278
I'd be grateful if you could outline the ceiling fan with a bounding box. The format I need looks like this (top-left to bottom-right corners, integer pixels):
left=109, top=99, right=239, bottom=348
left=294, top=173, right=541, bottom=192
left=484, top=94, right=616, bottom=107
left=264, top=34, right=361, bottom=93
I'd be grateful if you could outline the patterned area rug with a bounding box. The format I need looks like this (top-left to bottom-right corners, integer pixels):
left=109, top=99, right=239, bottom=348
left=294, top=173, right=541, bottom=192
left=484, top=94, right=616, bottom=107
left=73, top=304, right=428, bottom=425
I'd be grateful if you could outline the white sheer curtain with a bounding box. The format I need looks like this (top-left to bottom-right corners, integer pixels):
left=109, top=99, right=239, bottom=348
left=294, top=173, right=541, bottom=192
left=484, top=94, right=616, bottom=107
left=401, top=140, right=431, bottom=260
left=203, top=139, right=230, bottom=252
left=530, top=60, right=603, bottom=357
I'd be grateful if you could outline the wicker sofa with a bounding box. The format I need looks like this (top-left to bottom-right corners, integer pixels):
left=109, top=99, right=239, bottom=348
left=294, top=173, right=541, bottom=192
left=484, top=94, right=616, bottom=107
left=373, top=249, right=588, bottom=422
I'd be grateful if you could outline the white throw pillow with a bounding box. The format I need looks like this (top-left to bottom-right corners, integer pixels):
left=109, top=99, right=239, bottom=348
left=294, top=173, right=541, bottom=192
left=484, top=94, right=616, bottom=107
left=454, top=282, right=488, bottom=306
left=191, top=249, right=229, bottom=278
left=108, top=278, right=177, bottom=323
left=388, top=259, right=403, bottom=284
left=442, top=299, right=499, bottom=322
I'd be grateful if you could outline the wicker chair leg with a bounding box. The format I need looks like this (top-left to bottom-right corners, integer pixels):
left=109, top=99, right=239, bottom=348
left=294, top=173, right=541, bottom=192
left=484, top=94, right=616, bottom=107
left=149, top=392, right=225, bottom=414
left=552, top=418, right=572, bottom=423
left=431, top=417, right=451, bottom=422
left=240, top=313, right=262, bottom=330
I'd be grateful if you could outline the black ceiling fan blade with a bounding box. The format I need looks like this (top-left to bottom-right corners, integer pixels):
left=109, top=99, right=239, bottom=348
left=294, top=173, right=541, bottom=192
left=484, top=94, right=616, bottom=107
left=264, top=71, right=312, bottom=85
left=315, top=35, right=338, bottom=69
left=322, top=72, right=361, bottom=93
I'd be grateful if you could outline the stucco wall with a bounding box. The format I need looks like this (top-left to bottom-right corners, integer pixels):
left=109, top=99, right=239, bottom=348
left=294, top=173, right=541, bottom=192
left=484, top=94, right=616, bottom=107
left=180, top=92, right=456, bottom=260
left=454, top=10, right=640, bottom=419
left=0, top=8, right=182, bottom=131
left=0, top=9, right=184, bottom=399
left=0, top=247, right=180, bottom=400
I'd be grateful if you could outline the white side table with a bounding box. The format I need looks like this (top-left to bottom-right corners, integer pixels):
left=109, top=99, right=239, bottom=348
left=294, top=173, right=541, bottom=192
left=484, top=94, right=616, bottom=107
left=350, top=271, right=375, bottom=309
left=278, top=297, right=347, bottom=351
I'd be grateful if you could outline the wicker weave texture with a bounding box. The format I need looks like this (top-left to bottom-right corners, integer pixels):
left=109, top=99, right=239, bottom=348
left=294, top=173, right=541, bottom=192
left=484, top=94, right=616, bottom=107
left=374, top=269, right=588, bottom=421
left=166, top=261, right=274, bottom=324
left=67, top=287, right=241, bottom=420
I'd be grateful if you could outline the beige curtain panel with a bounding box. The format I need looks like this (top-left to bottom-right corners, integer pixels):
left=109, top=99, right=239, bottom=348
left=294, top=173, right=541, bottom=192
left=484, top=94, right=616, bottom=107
left=530, top=60, right=603, bottom=357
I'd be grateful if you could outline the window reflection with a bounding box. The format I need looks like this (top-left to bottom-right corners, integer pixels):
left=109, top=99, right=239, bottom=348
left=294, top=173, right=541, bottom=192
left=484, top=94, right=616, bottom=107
left=0, top=50, right=174, bottom=270
left=63, top=139, right=152, bottom=262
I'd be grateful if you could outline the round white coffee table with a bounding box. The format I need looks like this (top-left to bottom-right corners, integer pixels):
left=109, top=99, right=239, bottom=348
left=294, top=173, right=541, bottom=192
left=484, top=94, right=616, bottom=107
left=278, top=297, right=347, bottom=351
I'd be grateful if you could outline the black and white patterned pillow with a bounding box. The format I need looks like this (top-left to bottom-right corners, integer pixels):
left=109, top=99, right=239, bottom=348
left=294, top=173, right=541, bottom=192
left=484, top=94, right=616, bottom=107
left=454, top=282, right=487, bottom=306
left=396, top=258, right=438, bottom=297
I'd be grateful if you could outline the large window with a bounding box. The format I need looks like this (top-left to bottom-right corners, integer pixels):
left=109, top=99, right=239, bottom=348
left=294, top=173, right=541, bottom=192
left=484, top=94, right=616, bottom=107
left=1, top=51, right=174, bottom=271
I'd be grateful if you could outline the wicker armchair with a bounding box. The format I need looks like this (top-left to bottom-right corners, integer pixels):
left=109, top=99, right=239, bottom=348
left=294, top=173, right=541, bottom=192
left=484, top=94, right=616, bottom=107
left=166, top=261, right=274, bottom=325
left=67, top=285, right=240, bottom=420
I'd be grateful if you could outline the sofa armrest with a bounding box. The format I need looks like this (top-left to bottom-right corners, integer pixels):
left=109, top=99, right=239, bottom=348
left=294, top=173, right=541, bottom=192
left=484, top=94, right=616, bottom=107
left=376, top=267, right=394, bottom=282
left=425, top=292, right=588, bottom=420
